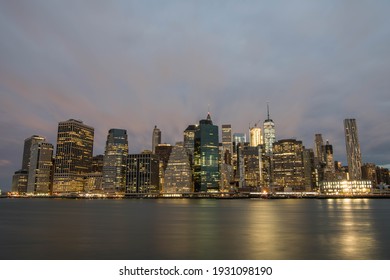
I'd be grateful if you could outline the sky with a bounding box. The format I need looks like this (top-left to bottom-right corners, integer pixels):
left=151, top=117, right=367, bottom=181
left=1, top=0, right=390, bottom=190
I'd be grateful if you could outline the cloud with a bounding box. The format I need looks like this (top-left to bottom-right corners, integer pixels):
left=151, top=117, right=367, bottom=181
left=1, top=1, right=390, bottom=188
left=0, top=160, right=11, bottom=167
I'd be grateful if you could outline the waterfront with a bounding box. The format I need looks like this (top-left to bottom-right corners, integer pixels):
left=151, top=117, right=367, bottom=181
left=1, top=198, right=390, bottom=260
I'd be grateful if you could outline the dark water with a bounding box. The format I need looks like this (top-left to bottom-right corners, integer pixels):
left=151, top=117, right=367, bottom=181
left=1, top=198, right=390, bottom=260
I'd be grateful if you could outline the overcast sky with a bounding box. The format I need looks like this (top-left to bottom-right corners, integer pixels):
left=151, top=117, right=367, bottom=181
left=1, top=0, right=389, bottom=189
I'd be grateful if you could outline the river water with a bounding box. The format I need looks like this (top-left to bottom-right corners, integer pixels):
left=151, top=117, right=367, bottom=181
left=1, top=198, right=389, bottom=259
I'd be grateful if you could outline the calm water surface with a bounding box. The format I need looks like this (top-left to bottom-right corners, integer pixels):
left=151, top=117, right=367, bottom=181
left=1, top=198, right=390, bottom=259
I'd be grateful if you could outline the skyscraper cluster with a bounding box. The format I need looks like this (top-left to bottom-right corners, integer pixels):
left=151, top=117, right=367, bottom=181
left=10, top=112, right=389, bottom=196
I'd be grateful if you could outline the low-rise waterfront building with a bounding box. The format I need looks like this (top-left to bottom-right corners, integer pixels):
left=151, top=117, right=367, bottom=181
left=320, top=180, right=372, bottom=195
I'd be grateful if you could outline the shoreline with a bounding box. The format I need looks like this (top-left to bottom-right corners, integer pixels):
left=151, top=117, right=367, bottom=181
left=2, top=194, right=390, bottom=200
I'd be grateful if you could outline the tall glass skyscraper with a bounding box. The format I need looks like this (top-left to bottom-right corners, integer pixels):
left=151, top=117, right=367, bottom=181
left=27, top=142, right=54, bottom=194
left=222, top=124, right=233, bottom=164
left=53, top=119, right=94, bottom=193
left=183, top=124, right=196, bottom=160
left=344, top=119, right=362, bottom=180
left=263, top=104, right=275, bottom=155
left=314, top=134, right=324, bottom=165
left=22, top=135, right=46, bottom=171
left=102, top=128, right=128, bottom=193
left=194, top=113, right=219, bottom=192
left=152, top=125, right=161, bottom=154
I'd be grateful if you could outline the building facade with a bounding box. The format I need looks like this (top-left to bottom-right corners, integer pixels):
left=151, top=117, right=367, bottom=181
left=164, top=143, right=193, bottom=193
left=221, top=124, right=233, bottom=165
left=183, top=125, right=196, bottom=161
left=263, top=105, right=275, bottom=155
left=344, top=119, right=362, bottom=180
left=53, top=119, right=94, bottom=193
left=11, top=170, right=29, bottom=194
left=249, top=125, right=263, bottom=147
left=102, top=129, right=128, bottom=193
left=126, top=153, right=160, bottom=193
left=320, top=180, right=372, bottom=195
left=273, top=139, right=306, bottom=191
left=27, top=142, right=54, bottom=194
left=22, top=135, right=46, bottom=171
left=193, top=113, right=219, bottom=192
left=152, top=126, right=161, bottom=154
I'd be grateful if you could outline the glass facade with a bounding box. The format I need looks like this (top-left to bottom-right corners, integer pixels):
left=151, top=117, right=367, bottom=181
left=102, top=129, right=128, bottom=193
left=27, top=142, right=54, bottom=194
left=126, top=154, right=160, bottom=193
left=22, top=135, right=46, bottom=171
left=152, top=126, right=161, bottom=154
left=194, top=114, right=219, bottom=192
left=183, top=125, right=196, bottom=160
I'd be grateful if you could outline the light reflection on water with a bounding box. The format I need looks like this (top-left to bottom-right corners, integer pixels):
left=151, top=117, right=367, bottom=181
left=0, top=198, right=389, bottom=259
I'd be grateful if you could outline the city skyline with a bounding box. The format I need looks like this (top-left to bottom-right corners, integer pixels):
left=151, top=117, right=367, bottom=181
left=1, top=1, right=390, bottom=189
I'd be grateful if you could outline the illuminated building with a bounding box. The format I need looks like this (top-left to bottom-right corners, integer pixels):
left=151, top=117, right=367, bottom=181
left=323, top=140, right=336, bottom=180
left=92, top=155, right=104, bottom=173
left=320, top=180, right=372, bottom=194
left=152, top=126, right=161, bottom=154
left=183, top=125, right=196, bottom=160
left=84, top=173, right=103, bottom=192
left=344, top=119, right=362, bottom=180
left=233, top=133, right=246, bottom=154
left=102, top=129, right=128, bottom=193
left=27, top=142, right=54, bottom=194
left=361, top=163, right=377, bottom=186
left=22, top=135, right=46, bottom=171
left=303, top=148, right=315, bottom=191
left=314, top=134, right=324, bottom=166
left=155, top=143, right=173, bottom=190
left=155, top=144, right=173, bottom=171
left=53, top=119, right=94, bottom=193
left=126, top=153, right=160, bottom=193
left=376, top=166, right=390, bottom=185
left=249, top=125, right=263, bottom=147
left=273, top=139, right=306, bottom=191
left=194, top=113, right=219, bottom=192
left=237, top=143, right=262, bottom=191
left=164, top=143, right=193, bottom=193
left=263, top=104, right=275, bottom=155
left=11, top=170, right=28, bottom=194
left=222, top=124, right=233, bottom=164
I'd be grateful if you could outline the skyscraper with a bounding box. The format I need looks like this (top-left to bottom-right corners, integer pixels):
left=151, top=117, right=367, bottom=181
left=126, top=153, right=160, bottom=193
left=183, top=124, right=196, bottom=160
left=53, top=119, right=94, bottom=193
left=273, top=139, right=306, bottom=191
left=324, top=140, right=335, bottom=174
left=164, top=143, right=193, bottom=193
left=221, top=124, right=233, bottom=164
left=237, top=143, right=262, bottom=190
left=22, top=135, right=46, bottom=171
left=314, top=134, right=324, bottom=165
left=194, top=113, right=219, bottom=192
left=152, top=126, right=161, bottom=154
left=27, top=142, right=54, bottom=194
left=233, top=133, right=246, bottom=153
left=102, top=128, right=128, bottom=193
left=263, top=104, right=275, bottom=155
left=249, top=125, right=263, bottom=147
left=344, top=119, right=362, bottom=180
